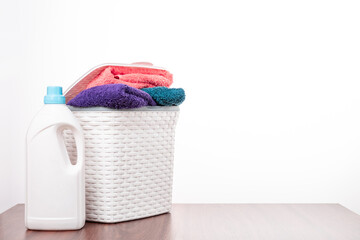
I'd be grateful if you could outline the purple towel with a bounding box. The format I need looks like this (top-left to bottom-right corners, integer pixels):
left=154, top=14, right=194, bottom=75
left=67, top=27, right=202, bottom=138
left=67, top=84, right=156, bottom=109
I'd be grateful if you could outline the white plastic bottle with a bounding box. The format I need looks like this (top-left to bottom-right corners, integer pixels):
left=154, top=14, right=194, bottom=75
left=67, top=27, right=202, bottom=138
left=25, top=86, right=85, bottom=230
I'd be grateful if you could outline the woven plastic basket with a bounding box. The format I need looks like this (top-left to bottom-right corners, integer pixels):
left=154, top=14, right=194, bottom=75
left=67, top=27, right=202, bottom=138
left=63, top=64, right=180, bottom=223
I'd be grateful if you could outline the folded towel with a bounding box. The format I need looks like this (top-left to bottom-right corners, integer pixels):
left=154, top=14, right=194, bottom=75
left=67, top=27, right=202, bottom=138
left=67, top=84, right=156, bottom=109
left=141, top=87, right=185, bottom=106
left=86, top=66, right=173, bottom=90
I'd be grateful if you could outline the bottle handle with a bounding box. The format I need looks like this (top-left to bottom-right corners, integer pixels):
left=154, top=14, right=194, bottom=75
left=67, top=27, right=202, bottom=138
left=57, top=123, right=85, bottom=173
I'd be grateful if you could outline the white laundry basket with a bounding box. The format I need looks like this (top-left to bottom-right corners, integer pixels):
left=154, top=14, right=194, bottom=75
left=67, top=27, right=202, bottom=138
left=63, top=64, right=180, bottom=223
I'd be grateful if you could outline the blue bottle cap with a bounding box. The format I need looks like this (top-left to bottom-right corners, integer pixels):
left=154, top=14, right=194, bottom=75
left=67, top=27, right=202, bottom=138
left=44, top=86, right=66, bottom=104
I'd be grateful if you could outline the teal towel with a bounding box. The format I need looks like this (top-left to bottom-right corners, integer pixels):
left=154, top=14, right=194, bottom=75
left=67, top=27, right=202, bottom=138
left=141, top=87, right=185, bottom=106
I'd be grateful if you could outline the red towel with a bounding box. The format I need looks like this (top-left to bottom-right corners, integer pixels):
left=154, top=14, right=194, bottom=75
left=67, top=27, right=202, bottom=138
left=86, top=65, right=173, bottom=89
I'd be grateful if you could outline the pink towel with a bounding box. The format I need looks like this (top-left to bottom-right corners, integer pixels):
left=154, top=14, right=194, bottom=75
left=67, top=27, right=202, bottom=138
left=86, top=65, right=173, bottom=89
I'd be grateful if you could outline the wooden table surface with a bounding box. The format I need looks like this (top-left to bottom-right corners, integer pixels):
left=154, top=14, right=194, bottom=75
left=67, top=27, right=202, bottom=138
left=1, top=204, right=360, bottom=240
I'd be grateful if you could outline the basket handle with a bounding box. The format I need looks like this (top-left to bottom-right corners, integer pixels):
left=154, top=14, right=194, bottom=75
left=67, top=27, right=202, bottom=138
left=131, top=62, right=153, bottom=66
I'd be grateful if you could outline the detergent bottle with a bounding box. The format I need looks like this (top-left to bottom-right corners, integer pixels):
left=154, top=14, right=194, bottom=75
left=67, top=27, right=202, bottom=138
left=25, top=86, right=85, bottom=230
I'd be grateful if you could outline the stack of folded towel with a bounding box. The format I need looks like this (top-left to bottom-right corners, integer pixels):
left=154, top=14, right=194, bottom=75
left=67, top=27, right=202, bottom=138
left=68, top=64, right=185, bottom=109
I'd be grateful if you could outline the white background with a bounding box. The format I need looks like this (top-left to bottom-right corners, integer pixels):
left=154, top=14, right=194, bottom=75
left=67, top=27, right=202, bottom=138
left=1, top=0, right=360, bottom=214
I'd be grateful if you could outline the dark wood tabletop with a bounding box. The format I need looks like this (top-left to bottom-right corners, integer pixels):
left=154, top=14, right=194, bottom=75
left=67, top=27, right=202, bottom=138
left=1, top=204, right=360, bottom=240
